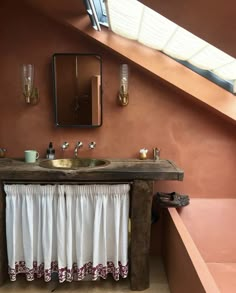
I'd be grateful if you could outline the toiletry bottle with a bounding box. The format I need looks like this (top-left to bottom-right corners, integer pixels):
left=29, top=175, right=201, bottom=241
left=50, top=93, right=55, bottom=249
left=46, top=142, right=55, bottom=159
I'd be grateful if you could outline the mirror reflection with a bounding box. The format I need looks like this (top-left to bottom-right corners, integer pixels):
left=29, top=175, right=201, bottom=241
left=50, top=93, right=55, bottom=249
left=53, top=53, right=102, bottom=127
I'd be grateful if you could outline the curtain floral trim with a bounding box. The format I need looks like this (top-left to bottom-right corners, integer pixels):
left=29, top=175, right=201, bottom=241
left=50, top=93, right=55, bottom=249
left=8, top=261, right=128, bottom=282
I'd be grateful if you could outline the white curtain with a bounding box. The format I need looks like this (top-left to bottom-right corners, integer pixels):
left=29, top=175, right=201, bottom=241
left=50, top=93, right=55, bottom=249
left=4, top=184, right=130, bottom=282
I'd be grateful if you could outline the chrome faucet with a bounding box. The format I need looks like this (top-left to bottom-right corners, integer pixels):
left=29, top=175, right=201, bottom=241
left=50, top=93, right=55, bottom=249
left=88, top=141, right=96, bottom=149
left=74, top=141, right=83, bottom=157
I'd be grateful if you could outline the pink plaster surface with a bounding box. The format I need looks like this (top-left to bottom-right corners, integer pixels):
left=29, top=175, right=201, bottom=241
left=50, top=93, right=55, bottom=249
left=165, top=208, right=220, bottom=293
left=207, top=263, right=236, bottom=293
left=1, top=1, right=236, bottom=200
left=178, top=198, right=236, bottom=262
left=177, top=199, right=236, bottom=292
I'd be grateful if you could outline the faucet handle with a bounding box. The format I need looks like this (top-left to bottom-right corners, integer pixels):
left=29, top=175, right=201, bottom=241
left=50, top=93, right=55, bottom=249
left=76, top=141, right=83, bottom=148
left=61, top=142, right=69, bottom=150
left=88, top=141, right=96, bottom=149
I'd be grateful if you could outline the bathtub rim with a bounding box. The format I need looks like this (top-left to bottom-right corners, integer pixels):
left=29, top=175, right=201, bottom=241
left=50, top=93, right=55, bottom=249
left=165, top=208, right=220, bottom=293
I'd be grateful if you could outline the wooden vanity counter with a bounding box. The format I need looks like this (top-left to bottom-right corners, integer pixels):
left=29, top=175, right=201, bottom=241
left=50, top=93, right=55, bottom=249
left=0, top=158, right=184, bottom=291
left=0, top=158, right=183, bottom=181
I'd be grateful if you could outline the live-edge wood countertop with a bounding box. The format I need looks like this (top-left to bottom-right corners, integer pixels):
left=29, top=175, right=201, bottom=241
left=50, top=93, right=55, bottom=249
left=0, top=158, right=184, bottom=182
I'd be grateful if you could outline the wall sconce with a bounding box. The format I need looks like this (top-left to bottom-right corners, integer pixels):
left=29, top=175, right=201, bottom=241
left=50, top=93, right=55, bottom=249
left=118, top=64, right=129, bottom=106
left=22, top=64, right=39, bottom=105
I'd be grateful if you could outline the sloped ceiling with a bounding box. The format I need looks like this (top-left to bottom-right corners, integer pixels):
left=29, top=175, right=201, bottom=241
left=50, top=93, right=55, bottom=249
left=24, top=0, right=236, bottom=123
left=25, top=0, right=236, bottom=58
left=24, top=0, right=86, bottom=18
left=140, top=0, right=236, bottom=58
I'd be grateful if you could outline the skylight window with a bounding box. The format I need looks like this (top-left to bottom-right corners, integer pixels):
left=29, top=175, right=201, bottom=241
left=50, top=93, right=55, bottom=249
left=84, top=0, right=108, bottom=31
left=85, top=0, right=236, bottom=94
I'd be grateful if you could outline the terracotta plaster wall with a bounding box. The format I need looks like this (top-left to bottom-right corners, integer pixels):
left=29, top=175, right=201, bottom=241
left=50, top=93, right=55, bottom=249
left=1, top=1, right=236, bottom=198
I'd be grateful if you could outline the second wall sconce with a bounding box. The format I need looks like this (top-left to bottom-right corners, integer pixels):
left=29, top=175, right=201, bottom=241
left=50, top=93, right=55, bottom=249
left=22, top=64, right=39, bottom=105
left=118, top=64, right=129, bottom=106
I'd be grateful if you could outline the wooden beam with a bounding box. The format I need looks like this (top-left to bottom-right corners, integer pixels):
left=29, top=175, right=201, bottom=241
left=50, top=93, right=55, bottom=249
left=130, top=180, right=153, bottom=290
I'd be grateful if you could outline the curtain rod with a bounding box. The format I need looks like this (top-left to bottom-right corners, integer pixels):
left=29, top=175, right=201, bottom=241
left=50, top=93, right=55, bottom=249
left=3, top=181, right=133, bottom=185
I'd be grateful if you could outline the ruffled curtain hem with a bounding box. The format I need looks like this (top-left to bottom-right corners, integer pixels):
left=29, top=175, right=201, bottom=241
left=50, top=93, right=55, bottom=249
left=8, top=261, right=128, bottom=282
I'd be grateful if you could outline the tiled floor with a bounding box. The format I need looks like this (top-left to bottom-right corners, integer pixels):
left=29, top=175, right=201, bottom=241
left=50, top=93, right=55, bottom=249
left=0, top=257, right=170, bottom=293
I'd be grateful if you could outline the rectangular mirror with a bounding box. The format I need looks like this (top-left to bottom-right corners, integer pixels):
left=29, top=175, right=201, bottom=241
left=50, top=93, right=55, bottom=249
left=53, top=53, right=102, bottom=127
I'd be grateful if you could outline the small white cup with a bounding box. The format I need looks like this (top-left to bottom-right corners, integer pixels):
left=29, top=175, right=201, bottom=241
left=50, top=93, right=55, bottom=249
left=24, top=150, right=39, bottom=163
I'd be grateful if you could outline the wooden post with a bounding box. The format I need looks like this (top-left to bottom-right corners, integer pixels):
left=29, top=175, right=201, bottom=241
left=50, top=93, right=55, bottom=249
left=130, top=180, right=153, bottom=291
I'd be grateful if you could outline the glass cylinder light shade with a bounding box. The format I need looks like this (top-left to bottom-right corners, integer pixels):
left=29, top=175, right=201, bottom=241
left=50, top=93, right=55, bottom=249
left=120, top=64, right=129, bottom=95
left=118, top=64, right=129, bottom=106
left=22, top=64, right=34, bottom=103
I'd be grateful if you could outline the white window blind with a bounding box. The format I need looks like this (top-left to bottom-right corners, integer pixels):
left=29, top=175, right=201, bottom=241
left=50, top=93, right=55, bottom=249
left=104, top=0, right=236, bottom=93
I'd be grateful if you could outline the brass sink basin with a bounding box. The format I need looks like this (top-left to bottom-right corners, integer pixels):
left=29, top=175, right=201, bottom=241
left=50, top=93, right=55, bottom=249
left=39, top=158, right=110, bottom=170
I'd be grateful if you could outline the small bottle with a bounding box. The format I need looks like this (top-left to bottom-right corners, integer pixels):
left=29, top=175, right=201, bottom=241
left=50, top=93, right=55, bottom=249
left=46, top=142, right=55, bottom=160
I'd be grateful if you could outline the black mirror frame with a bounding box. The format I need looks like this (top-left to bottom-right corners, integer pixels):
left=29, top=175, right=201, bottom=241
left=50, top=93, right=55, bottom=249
left=52, top=53, right=103, bottom=128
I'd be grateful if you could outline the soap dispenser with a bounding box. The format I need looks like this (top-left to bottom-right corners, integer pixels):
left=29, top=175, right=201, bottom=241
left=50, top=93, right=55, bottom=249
left=46, top=142, right=55, bottom=159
